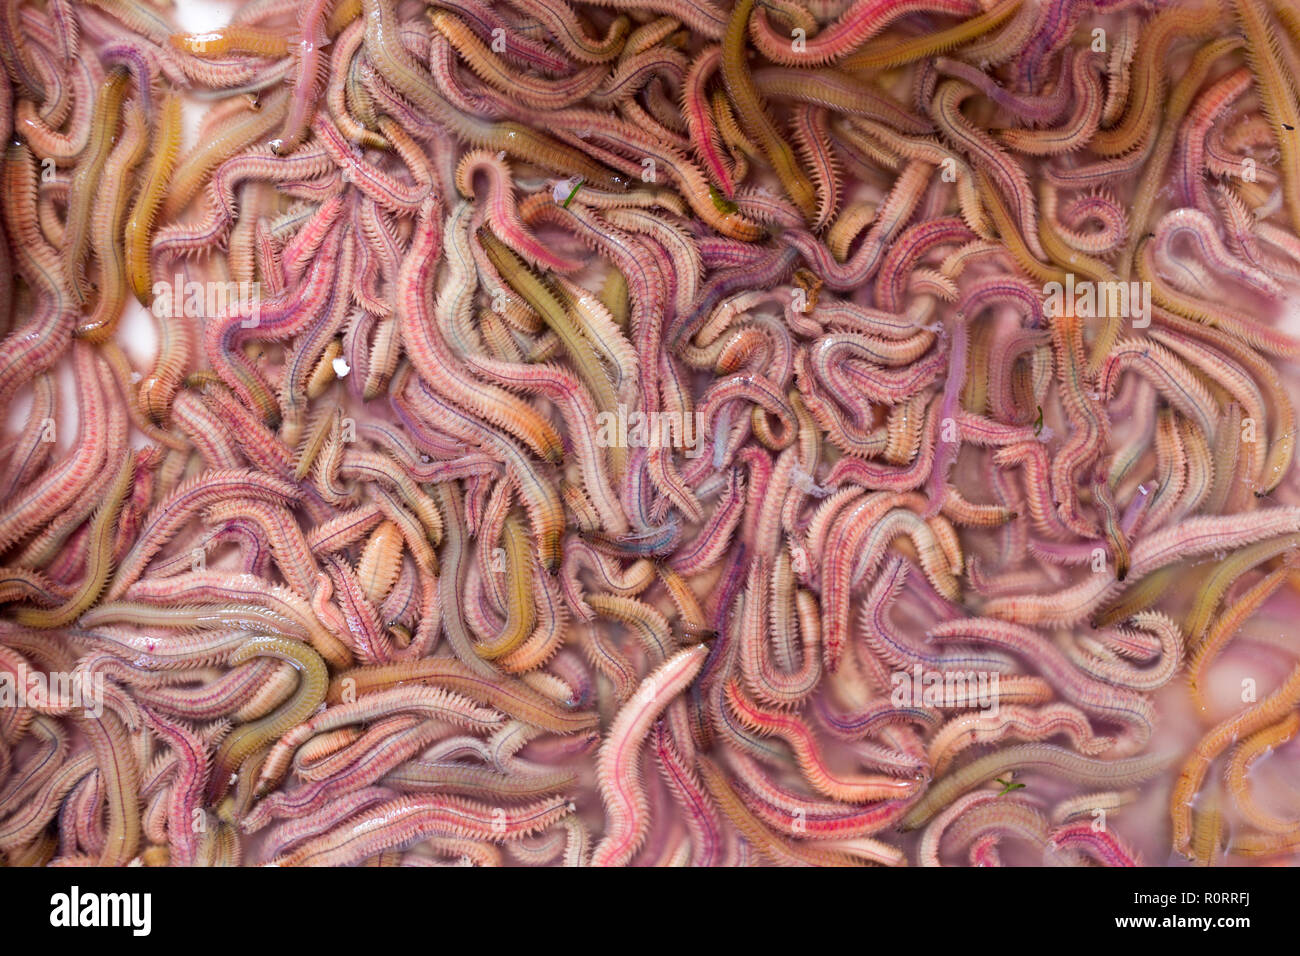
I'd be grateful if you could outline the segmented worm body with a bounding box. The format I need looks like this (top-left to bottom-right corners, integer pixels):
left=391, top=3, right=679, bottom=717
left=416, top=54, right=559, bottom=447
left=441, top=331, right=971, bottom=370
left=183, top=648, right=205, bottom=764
left=2, top=0, right=1300, bottom=870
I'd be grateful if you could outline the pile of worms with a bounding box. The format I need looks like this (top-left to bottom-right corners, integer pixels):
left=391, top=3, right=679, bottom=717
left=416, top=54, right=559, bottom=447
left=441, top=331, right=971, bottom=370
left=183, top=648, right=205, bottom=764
left=3, top=0, right=1300, bottom=868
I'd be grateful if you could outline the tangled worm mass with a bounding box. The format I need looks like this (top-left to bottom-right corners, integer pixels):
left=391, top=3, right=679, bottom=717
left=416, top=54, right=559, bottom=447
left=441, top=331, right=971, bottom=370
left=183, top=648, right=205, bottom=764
left=3, top=0, right=1300, bottom=868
